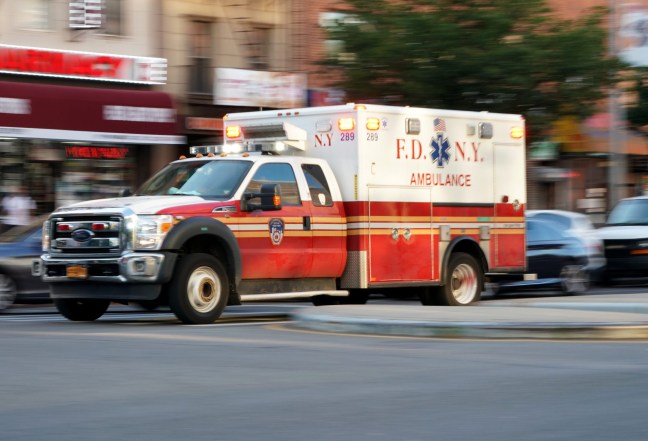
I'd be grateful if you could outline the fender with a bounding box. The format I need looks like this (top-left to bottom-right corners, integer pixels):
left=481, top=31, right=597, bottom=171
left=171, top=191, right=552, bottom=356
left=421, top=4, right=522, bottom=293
left=161, top=216, right=242, bottom=285
left=439, top=236, right=488, bottom=282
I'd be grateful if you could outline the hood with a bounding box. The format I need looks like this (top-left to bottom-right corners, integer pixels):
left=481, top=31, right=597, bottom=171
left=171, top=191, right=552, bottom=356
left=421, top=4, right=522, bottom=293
left=52, top=195, right=210, bottom=215
left=596, top=225, right=648, bottom=240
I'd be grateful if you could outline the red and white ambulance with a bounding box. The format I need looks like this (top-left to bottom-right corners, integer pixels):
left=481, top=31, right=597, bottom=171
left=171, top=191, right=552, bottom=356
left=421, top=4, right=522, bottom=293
left=34, top=103, right=528, bottom=324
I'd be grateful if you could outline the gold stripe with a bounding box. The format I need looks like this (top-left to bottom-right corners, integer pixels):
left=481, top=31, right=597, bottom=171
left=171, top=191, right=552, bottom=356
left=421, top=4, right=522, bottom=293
left=347, top=215, right=524, bottom=223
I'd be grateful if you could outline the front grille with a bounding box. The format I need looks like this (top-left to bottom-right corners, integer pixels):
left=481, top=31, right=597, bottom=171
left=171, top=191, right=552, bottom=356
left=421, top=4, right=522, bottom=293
left=50, top=215, right=124, bottom=255
left=604, top=239, right=641, bottom=259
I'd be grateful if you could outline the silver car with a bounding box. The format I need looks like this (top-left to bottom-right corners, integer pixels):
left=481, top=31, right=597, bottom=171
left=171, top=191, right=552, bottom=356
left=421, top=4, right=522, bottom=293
left=525, top=210, right=606, bottom=282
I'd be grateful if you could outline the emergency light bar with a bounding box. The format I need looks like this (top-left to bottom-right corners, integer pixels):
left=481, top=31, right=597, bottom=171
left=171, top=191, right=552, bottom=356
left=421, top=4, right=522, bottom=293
left=224, top=122, right=307, bottom=151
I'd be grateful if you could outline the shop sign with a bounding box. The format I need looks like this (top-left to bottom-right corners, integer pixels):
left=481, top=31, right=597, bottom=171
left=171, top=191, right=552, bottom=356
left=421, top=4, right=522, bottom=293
left=69, top=0, right=103, bottom=29
left=214, top=68, right=307, bottom=108
left=0, top=44, right=167, bottom=84
left=185, top=117, right=223, bottom=131
left=65, top=146, right=129, bottom=159
left=104, top=106, right=176, bottom=123
left=529, top=140, right=559, bottom=161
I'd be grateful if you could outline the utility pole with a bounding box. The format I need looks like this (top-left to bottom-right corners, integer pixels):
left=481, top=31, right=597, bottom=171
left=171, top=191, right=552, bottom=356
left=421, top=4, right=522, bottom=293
left=608, top=0, right=627, bottom=211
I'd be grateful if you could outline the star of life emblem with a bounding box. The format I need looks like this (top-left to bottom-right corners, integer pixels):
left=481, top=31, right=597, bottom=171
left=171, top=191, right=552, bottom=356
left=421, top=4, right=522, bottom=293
left=430, top=133, right=451, bottom=168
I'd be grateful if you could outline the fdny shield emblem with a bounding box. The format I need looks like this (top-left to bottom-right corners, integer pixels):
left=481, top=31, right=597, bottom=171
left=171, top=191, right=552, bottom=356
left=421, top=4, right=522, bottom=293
left=269, top=218, right=285, bottom=245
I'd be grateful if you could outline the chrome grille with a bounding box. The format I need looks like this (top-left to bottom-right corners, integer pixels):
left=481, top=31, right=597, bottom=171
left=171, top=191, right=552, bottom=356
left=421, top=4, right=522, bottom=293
left=50, top=215, right=123, bottom=255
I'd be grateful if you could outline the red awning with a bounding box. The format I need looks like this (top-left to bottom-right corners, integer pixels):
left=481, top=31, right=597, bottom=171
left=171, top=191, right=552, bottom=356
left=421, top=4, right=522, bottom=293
left=0, top=81, right=185, bottom=144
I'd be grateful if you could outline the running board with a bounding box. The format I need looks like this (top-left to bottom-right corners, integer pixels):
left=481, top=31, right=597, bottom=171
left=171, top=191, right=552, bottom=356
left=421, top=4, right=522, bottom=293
left=240, top=290, right=349, bottom=302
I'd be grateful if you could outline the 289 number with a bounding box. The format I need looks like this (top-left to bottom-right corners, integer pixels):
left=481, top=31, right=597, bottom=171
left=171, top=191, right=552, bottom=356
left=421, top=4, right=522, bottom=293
left=340, top=132, right=355, bottom=141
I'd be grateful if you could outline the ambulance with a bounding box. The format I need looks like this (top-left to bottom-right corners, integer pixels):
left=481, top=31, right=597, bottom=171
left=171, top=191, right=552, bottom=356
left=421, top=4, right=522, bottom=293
left=33, top=104, right=528, bottom=324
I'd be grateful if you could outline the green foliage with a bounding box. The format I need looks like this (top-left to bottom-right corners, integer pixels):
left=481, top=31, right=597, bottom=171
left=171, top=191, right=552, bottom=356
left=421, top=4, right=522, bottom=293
left=627, top=69, right=648, bottom=132
left=321, top=0, right=625, bottom=141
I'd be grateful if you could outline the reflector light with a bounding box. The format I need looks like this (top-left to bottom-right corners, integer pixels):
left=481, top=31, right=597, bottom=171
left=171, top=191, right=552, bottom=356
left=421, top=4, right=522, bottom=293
left=91, top=223, right=107, bottom=231
left=354, top=104, right=366, bottom=110
left=273, top=195, right=281, bottom=206
left=366, top=117, right=380, bottom=130
left=510, top=126, right=524, bottom=139
left=226, top=125, right=241, bottom=138
left=338, top=117, right=355, bottom=131
left=57, top=224, right=71, bottom=231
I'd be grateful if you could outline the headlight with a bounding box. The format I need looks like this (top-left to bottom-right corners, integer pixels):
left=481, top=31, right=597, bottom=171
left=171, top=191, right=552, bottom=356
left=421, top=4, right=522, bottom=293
left=42, top=220, right=50, bottom=252
left=133, top=215, right=174, bottom=250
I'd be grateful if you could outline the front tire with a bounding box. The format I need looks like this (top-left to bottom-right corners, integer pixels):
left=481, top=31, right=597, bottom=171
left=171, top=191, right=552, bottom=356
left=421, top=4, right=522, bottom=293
left=0, top=274, right=18, bottom=311
left=54, top=298, right=110, bottom=321
left=168, top=253, right=229, bottom=324
left=420, top=253, right=482, bottom=306
left=560, top=264, right=590, bottom=294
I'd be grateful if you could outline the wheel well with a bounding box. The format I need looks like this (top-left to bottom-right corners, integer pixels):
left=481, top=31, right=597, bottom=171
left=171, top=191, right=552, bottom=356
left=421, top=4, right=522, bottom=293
left=443, top=238, right=488, bottom=283
left=177, top=234, right=238, bottom=301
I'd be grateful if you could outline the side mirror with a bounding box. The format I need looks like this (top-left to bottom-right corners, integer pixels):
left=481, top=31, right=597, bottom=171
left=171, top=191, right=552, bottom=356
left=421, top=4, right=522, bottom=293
left=119, top=188, right=133, bottom=197
left=242, top=183, right=282, bottom=212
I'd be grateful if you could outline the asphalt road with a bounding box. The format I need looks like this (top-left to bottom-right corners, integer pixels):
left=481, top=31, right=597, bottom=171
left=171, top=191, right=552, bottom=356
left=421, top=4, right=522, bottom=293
left=2, top=288, right=648, bottom=441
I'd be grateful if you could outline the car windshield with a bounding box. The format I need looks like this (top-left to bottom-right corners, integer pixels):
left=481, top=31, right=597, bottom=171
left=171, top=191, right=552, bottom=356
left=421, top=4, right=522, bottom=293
left=606, top=199, right=648, bottom=226
left=136, top=159, right=253, bottom=199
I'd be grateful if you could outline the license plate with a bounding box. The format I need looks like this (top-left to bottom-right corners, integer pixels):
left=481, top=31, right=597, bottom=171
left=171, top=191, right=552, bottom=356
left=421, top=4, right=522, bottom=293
left=66, top=265, right=88, bottom=279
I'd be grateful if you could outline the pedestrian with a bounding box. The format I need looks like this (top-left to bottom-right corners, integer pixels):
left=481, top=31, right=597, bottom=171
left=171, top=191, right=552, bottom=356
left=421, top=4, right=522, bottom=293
left=1, top=186, right=36, bottom=233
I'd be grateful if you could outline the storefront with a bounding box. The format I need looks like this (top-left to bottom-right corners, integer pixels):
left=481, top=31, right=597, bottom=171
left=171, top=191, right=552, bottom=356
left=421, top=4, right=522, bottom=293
left=0, top=80, right=185, bottom=215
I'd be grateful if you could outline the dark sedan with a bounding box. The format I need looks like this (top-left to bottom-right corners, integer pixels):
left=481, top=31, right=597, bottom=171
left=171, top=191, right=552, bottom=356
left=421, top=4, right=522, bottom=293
left=0, top=218, right=49, bottom=311
left=489, top=217, right=590, bottom=295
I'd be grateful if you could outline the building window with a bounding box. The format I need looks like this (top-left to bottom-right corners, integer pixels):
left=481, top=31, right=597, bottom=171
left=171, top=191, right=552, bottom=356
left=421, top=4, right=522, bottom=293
left=247, top=25, right=270, bottom=70
left=189, top=20, right=212, bottom=94
left=103, top=0, right=123, bottom=35
left=18, top=0, right=54, bottom=30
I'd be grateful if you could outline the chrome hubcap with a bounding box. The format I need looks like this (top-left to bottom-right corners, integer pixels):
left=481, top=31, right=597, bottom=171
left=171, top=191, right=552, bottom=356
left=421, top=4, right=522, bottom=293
left=451, top=263, right=478, bottom=304
left=187, top=266, right=221, bottom=313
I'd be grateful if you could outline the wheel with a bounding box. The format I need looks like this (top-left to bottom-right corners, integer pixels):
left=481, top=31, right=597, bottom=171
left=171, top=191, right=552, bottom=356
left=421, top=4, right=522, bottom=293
left=420, top=253, right=482, bottom=306
left=54, top=298, right=110, bottom=321
left=168, top=253, right=229, bottom=324
left=0, top=273, right=18, bottom=311
left=560, top=264, right=590, bottom=294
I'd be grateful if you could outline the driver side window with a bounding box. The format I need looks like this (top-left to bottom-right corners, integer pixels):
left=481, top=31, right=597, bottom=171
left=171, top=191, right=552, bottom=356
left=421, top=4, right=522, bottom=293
left=245, top=163, right=301, bottom=206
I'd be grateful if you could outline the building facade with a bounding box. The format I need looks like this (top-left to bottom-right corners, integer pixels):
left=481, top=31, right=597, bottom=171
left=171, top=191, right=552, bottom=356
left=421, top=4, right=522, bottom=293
left=160, top=0, right=310, bottom=149
left=0, top=0, right=184, bottom=215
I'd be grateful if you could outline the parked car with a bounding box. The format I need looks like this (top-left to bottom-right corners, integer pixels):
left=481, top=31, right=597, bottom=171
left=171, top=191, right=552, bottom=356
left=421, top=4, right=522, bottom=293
left=0, top=217, right=49, bottom=310
left=596, top=196, right=648, bottom=284
left=489, top=217, right=590, bottom=295
left=526, top=209, right=606, bottom=282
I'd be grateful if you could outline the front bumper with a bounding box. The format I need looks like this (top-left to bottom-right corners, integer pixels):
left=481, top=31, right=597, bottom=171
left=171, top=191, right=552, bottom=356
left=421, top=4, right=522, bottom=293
left=33, top=251, right=177, bottom=284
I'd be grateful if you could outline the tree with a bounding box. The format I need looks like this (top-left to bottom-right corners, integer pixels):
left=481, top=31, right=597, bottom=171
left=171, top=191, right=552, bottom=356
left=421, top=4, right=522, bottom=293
left=627, top=69, right=648, bottom=133
left=321, top=0, right=625, bottom=143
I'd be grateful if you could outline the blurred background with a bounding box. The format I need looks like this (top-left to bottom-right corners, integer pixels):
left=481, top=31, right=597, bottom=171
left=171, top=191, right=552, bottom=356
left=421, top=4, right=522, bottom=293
left=0, top=0, right=647, bottom=226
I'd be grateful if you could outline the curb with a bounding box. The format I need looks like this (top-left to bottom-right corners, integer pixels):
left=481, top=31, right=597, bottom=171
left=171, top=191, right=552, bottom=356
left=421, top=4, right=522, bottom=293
left=289, top=305, right=648, bottom=340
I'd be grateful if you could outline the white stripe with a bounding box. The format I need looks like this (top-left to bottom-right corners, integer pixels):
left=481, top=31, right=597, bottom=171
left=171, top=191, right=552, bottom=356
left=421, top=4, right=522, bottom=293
left=347, top=222, right=525, bottom=230
left=0, top=126, right=185, bottom=145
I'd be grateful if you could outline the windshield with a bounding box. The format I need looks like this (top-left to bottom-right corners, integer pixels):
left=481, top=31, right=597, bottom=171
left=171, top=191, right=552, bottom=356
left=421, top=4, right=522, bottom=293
left=607, top=199, right=648, bottom=225
left=137, top=159, right=252, bottom=199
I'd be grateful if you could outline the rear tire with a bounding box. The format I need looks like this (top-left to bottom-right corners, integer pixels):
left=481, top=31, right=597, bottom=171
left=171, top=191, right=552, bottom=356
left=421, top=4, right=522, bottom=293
left=420, top=253, right=482, bottom=306
left=168, top=253, right=228, bottom=324
left=54, top=298, right=110, bottom=321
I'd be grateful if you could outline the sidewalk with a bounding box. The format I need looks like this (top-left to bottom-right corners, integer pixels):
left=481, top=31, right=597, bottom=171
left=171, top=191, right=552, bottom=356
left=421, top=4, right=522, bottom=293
left=289, top=293, right=648, bottom=340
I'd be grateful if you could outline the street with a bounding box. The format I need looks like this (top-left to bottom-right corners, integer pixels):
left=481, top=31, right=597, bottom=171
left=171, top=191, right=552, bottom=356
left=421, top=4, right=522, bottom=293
left=1, top=286, right=648, bottom=441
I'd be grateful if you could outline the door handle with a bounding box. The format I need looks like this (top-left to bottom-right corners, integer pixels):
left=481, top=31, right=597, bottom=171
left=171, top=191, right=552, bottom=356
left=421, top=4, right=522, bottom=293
left=303, top=216, right=311, bottom=231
